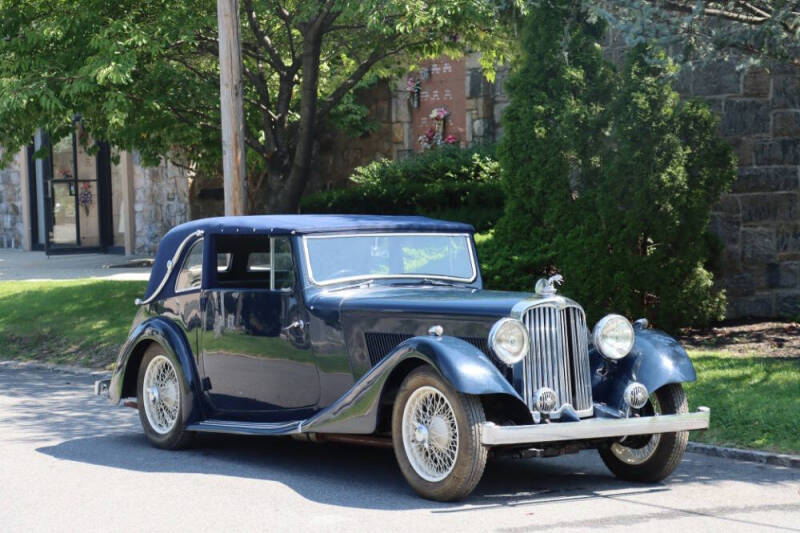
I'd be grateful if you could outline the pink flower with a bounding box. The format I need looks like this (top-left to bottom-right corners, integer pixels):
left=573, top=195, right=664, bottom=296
left=444, top=134, right=458, bottom=144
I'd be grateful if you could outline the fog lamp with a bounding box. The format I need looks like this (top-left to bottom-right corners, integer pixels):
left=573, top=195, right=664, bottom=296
left=533, top=387, right=558, bottom=414
left=623, top=382, right=649, bottom=409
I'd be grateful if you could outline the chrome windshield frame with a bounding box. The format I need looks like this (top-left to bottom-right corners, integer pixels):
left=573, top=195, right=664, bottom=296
left=302, top=232, right=478, bottom=287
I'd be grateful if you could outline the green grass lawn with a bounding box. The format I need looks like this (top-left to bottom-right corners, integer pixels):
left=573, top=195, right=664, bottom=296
left=0, top=280, right=797, bottom=454
left=0, top=280, right=146, bottom=368
left=686, top=350, right=800, bottom=455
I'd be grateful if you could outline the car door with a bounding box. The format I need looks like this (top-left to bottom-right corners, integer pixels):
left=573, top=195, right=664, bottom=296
left=199, top=234, right=319, bottom=419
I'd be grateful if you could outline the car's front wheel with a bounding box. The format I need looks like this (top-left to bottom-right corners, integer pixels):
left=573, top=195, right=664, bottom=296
left=391, top=366, right=487, bottom=501
left=137, top=344, right=195, bottom=450
left=599, top=383, right=689, bottom=482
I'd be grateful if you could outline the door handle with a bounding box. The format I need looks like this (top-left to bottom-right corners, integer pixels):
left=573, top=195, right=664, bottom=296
left=282, top=319, right=305, bottom=332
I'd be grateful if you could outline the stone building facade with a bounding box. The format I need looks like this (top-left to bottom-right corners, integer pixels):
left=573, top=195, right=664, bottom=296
left=0, top=141, right=190, bottom=256
left=131, top=154, right=191, bottom=254
left=0, top=150, right=24, bottom=249
left=678, top=63, right=800, bottom=318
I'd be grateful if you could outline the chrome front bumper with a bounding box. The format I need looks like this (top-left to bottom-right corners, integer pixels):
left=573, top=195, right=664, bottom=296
left=480, top=407, right=710, bottom=446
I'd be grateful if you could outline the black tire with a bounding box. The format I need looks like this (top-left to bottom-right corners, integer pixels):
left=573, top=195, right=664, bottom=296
left=391, top=366, right=488, bottom=502
left=136, top=344, right=195, bottom=450
left=599, top=383, right=689, bottom=482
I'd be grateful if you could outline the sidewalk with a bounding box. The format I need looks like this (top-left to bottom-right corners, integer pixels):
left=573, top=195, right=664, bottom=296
left=0, top=249, right=151, bottom=281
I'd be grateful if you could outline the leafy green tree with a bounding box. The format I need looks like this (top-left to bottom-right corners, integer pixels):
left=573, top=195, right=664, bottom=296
left=0, top=0, right=519, bottom=212
left=487, top=3, right=738, bottom=330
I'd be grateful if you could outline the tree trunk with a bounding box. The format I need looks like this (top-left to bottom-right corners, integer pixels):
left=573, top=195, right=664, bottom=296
left=262, top=28, right=323, bottom=214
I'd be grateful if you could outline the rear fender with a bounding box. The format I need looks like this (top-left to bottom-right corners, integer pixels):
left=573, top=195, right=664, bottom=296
left=591, top=328, right=697, bottom=414
left=301, top=335, right=523, bottom=434
left=109, top=317, right=203, bottom=420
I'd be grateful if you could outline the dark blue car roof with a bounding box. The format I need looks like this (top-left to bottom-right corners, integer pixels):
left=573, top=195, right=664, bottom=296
left=145, top=215, right=475, bottom=300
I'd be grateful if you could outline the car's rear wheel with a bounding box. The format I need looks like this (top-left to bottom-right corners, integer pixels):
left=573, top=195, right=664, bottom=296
left=599, top=383, right=689, bottom=482
left=137, top=344, right=194, bottom=450
left=391, top=366, right=487, bottom=501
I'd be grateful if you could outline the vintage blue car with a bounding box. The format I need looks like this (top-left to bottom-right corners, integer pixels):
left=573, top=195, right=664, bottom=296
left=96, top=214, right=709, bottom=501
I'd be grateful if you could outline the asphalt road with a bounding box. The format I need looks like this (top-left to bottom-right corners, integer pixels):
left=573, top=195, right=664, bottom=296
left=1, top=362, right=798, bottom=532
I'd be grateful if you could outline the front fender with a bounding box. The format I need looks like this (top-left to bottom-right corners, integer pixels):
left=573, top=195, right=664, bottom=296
left=301, top=335, right=521, bottom=434
left=109, top=316, right=203, bottom=415
left=591, top=328, right=697, bottom=413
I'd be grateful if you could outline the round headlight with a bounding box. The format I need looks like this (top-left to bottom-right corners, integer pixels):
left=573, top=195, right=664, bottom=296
left=592, top=314, right=634, bottom=360
left=489, top=318, right=529, bottom=365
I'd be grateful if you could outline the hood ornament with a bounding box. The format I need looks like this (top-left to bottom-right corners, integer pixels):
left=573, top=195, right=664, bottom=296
left=535, top=274, right=563, bottom=296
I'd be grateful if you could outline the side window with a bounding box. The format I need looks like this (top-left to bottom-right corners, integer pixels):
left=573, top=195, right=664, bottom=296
left=212, top=235, right=295, bottom=290
left=175, top=239, right=204, bottom=291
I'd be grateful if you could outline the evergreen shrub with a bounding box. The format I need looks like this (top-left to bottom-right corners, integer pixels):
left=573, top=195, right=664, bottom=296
left=300, top=145, right=503, bottom=232
left=484, top=4, right=737, bottom=331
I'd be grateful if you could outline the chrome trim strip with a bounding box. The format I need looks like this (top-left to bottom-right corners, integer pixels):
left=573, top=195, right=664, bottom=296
left=480, top=407, right=710, bottom=446
left=510, top=295, right=584, bottom=319
left=135, top=229, right=204, bottom=306
left=187, top=419, right=302, bottom=435
left=302, top=232, right=478, bottom=286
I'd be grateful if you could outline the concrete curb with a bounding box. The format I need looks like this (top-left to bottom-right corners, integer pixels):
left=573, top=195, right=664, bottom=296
left=688, top=442, right=800, bottom=469
left=0, top=359, right=109, bottom=378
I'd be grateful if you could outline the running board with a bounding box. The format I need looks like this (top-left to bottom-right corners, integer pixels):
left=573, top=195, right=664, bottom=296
left=187, top=419, right=302, bottom=436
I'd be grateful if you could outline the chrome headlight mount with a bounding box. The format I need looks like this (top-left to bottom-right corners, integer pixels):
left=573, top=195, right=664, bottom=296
left=592, top=314, right=635, bottom=361
left=489, top=317, right=529, bottom=366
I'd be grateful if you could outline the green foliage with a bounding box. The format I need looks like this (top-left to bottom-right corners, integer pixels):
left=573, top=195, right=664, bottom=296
left=301, top=145, right=504, bottom=231
left=486, top=5, right=737, bottom=331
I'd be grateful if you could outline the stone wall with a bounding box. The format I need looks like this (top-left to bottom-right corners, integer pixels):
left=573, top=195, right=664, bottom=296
left=682, top=63, right=800, bottom=318
left=0, top=150, right=23, bottom=249
left=132, top=153, right=191, bottom=254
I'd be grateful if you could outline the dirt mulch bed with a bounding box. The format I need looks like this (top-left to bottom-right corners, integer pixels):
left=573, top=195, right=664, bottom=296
left=680, top=320, right=800, bottom=358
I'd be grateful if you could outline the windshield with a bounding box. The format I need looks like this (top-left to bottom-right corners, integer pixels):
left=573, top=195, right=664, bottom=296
left=303, top=233, right=476, bottom=285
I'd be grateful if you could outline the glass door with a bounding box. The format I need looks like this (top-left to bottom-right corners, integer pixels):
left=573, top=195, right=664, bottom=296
left=45, top=126, right=103, bottom=254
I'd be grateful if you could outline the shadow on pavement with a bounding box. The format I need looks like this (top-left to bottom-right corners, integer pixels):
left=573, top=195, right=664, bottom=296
left=36, top=431, right=669, bottom=511
left=3, top=364, right=798, bottom=513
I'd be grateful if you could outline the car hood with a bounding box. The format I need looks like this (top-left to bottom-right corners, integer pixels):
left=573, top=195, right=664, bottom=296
left=307, top=285, right=534, bottom=323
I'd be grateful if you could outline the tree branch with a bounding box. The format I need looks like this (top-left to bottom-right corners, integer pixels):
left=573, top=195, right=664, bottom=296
left=317, top=39, right=427, bottom=119
left=242, top=0, right=287, bottom=72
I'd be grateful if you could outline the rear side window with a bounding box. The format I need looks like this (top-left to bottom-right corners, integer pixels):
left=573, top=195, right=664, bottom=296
left=213, top=235, right=295, bottom=290
left=175, top=239, right=204, bottom=291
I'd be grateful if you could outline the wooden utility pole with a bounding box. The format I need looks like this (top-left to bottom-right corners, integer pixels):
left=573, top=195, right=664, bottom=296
left=217, top=0, right=247, bottom=215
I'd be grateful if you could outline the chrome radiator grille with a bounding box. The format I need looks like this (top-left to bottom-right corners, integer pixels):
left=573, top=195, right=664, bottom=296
left=521, top=305, right=593, bottom=415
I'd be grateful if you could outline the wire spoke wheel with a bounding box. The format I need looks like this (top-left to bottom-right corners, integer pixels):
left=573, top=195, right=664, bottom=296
left=610, top=393, right=662, bottom=465
left=401, top=386, right=459, bottom=482
left=142, top=355, right=180, bottom=435
left=599, top=383, right=689, bottom=482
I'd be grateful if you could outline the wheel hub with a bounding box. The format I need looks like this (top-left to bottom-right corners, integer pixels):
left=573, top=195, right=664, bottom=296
left=414, top=424, right=429, bottom=447
left=149, top=386, right=160, bottom=405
